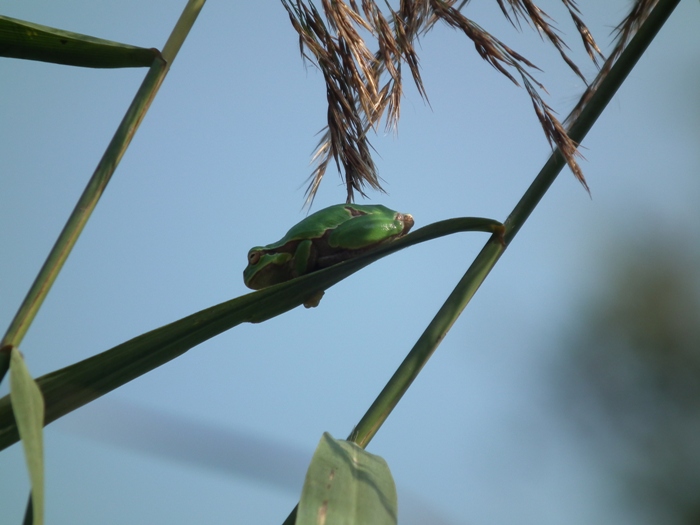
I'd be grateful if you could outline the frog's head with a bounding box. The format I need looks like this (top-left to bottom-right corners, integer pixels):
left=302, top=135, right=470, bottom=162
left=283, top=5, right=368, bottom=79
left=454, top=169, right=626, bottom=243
left=243, top=248, right=294, bottom=290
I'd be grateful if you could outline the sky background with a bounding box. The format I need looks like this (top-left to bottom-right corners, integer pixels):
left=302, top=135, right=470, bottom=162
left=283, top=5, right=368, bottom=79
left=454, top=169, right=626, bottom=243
left=1, top=1, right=699, bottom=524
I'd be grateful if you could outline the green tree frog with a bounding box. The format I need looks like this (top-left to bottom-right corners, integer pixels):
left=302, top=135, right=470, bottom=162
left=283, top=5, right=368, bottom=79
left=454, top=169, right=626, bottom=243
left=243, top=204, right=414, bottom=306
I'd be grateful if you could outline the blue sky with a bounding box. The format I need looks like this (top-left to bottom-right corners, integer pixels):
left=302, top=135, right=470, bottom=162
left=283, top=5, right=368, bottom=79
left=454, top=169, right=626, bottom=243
left=1, top=1, right=699, bottom=524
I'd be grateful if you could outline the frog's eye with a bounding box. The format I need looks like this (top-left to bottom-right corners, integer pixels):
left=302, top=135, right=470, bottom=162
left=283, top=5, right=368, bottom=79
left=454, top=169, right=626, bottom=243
left=248, top=251, right=262, bottom=265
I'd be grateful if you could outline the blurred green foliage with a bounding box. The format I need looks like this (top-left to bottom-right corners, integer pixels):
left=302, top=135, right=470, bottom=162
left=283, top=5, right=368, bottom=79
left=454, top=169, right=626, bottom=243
left=561, top=241, right=700, bottom=524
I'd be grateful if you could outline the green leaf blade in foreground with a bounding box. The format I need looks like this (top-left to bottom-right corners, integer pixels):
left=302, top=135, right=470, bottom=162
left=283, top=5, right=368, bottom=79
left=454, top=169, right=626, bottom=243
left=0, top=15, right=157, bottom=68
left=10, top=348, right=45, bottom=525
left=0, top=217, right=503, bottom=451
left=297, top=432, right=397, bottom=525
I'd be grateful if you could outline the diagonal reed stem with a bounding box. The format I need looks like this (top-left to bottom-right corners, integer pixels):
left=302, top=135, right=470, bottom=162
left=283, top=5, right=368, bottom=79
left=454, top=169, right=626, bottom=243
left=348, top=0, right=681, bottom=450
left=281, top=3, right=681, bottom=522
left=0, top=0, right=206, bottom=383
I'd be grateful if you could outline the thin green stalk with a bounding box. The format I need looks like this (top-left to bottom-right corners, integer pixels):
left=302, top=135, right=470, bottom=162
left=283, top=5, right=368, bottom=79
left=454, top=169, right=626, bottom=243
left=347, top=0, right=682, bottom=450
left=283, top=3, right=680, bottom=521
left=0, top=0, right=206, bottom=383
left=282, top=5, right=680, bottom=525
left=348, top=242, right=501, bottom=447
left=0, top=59, right=164, bottom=350
left=162, top=0, right=205, bottom=64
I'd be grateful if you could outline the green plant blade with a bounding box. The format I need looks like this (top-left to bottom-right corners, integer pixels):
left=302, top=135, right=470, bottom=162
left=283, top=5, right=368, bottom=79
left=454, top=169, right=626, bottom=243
left=0, top=15, right=157, bottom=68
left=297, top=433, right=397, bottom=525
left=0, top=217, right=502, bottom=451
left=9, top=348, right=45, bottom=525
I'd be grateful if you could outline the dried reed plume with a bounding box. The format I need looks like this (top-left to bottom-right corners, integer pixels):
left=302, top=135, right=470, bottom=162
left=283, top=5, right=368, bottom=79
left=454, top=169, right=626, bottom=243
left=567, top=0, right=660, bottom=126
left=282, top=1, right=652, bottom=204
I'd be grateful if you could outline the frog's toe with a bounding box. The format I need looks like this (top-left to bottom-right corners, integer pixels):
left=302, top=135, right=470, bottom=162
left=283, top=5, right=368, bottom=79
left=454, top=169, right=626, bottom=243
left=303, top=290, right=325, bottom=308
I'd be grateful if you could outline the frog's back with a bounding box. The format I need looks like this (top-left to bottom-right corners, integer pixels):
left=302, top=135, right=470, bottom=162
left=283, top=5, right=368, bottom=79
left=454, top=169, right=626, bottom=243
left=282, top=204, right=392, bottom=242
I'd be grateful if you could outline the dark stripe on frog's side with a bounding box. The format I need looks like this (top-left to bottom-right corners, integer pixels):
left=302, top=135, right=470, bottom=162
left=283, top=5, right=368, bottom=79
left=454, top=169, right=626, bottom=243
left=274, top=205, right=367, bottom=248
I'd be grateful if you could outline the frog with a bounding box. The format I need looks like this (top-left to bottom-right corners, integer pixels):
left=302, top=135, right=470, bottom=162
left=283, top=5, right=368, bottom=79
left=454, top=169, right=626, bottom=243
left=243, top=204, right=414, bottom=306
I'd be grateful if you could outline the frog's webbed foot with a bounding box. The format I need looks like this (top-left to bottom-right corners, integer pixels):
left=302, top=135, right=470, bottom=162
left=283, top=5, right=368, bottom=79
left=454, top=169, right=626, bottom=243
left=303, top=290, right=325, bottom=308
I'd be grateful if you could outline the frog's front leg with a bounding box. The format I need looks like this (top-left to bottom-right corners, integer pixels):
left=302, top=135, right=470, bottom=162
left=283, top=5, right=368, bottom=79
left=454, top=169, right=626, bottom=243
left=293, top=239, right=325, bottom=308
left=292, top=239, right=317, bottom=277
